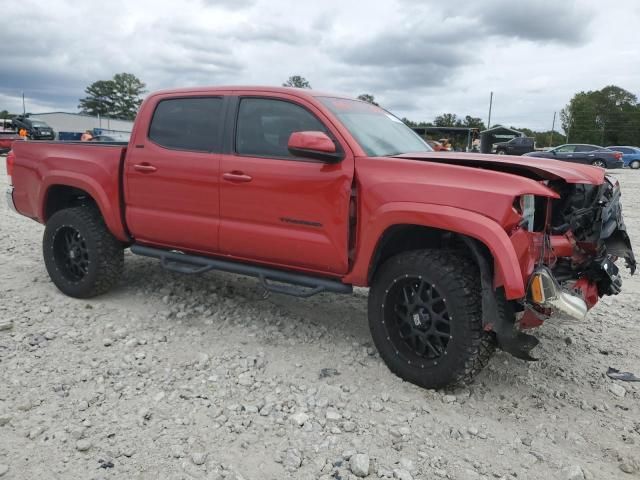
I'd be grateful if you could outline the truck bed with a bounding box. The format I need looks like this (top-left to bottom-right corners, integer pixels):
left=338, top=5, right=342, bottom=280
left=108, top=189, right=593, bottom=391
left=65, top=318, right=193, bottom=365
left=10, top=141, right=129, bottom=241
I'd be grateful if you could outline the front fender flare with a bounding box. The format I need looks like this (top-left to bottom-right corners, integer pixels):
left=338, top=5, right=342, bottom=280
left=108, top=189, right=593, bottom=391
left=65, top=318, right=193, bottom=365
left=344, top=202, right=525, bottom=299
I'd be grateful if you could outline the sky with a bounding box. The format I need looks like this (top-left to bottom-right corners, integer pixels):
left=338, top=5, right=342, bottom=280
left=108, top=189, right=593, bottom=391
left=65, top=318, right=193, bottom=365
left=1, top=0, right=639, bottom=131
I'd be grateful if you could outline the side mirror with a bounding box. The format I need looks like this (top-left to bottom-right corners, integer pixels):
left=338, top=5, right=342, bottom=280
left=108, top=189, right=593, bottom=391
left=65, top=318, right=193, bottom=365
left=288, top=131, right=344, bottom=163
left=550, top=149, right=557, bottom=155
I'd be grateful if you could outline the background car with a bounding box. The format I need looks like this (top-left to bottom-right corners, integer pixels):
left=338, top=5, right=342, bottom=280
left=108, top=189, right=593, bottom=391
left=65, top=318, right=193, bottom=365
left=494, top=136, right=535, bottom=156
left=607, top=146, right=640, bottom=169
left=524, top=144, right=623, bottom=169
left=90, top=135, right=118, bottom=142
left=11, top=116, right=56, bottom=140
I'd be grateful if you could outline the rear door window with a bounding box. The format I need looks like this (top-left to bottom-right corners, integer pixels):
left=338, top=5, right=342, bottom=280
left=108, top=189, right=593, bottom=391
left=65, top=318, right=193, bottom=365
left=575, top=145, right=597, bottom=152
left=612, top=147, right=632, bottom=154
left=149, top=97, right=223, bottom=152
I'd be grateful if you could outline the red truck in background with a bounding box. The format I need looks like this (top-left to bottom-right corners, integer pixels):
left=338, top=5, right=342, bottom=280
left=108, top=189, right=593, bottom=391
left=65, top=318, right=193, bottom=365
left=5, top=86, right=636, bottom=388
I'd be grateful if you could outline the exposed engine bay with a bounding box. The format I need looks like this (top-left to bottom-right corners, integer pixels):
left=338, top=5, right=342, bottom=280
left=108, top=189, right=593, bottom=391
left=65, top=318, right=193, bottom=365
left=549, top=175, right=636, bottom=293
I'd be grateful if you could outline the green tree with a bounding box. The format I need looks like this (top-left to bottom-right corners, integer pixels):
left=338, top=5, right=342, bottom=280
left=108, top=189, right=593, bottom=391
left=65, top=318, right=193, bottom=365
left=357, top=93, right=379, bottom=106
left=0, top=110, right=18, bottom=121
left=401, top=117, right=417, bottom=127
left=460, top=115, right=486, bottom=130
left=433, top=113, right=458, bottom=127
left=561, top=85, right=640, bottom=146
left=282, top=75, right=311, bottom=89
left=78, top=73, right=146, bottom=120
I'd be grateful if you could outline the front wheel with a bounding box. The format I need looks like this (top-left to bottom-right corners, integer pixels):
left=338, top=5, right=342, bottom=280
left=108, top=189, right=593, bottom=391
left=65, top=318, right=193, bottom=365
left=368, top=250, right=495, bottom=389
left=591, top=159, right=607, bottom=168
left=496, top=150, right=506, bottom=155
left=43, top=206, right=124, bottom=298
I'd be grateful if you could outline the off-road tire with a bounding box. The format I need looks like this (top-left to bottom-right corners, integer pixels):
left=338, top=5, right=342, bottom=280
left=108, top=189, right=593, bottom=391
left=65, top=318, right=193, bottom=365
left=368, top=249, right=495, bottom=389
left=43, top=206, right=124, bottom=298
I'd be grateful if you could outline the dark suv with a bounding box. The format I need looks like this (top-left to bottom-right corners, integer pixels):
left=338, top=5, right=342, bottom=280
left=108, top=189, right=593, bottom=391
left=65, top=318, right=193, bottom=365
left=12, top=117, right=55, bottom=140
left=494, top=137, right=535, bottom=155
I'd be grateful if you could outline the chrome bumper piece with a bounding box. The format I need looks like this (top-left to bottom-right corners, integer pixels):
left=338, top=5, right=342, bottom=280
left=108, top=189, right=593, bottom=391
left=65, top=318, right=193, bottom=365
left=529, top=267, right=588, bottom=322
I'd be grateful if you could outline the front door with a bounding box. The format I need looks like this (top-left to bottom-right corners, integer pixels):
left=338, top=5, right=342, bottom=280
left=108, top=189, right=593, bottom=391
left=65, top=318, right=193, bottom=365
left=124, top=96, right=225, bottom=254
left=219, top=95, right=354, bottom=275
left=553, top=144, right=576, bottom=162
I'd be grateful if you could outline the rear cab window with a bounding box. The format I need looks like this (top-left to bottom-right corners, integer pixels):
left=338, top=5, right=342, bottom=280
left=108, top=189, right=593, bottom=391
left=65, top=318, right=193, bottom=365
left=149, top=97, right=224, bottom=152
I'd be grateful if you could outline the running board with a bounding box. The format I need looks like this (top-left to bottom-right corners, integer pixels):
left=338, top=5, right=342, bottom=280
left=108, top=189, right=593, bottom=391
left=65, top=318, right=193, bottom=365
left=130, top=244, right=353, bottom=298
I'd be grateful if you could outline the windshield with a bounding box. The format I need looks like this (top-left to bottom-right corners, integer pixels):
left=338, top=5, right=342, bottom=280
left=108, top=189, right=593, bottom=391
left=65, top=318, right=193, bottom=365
left=319, top=97, right=432, bottom=156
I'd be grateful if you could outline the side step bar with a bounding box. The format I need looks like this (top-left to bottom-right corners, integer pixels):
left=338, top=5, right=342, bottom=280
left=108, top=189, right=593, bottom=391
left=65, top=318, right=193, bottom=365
left=130, top=244, right=353, bottom=298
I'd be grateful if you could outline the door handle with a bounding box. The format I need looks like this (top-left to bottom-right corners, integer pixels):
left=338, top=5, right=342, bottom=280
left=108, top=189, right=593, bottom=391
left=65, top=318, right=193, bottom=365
left=223, top=171, right=253, bottom=183
left=133, top=163, right=157, bottom=173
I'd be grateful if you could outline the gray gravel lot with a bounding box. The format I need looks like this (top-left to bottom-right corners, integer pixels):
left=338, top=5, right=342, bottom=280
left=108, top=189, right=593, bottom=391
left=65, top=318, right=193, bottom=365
left=0, top=159, right=639, bottom=480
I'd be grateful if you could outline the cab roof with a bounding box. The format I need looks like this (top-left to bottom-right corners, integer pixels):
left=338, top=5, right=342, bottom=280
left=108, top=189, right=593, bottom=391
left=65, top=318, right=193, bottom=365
left=147, top=86, right=354, bottom=101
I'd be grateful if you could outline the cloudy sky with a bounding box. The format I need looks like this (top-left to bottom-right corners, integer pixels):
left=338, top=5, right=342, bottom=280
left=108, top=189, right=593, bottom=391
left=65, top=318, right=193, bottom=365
left=1, top=0, right=639, bottom=130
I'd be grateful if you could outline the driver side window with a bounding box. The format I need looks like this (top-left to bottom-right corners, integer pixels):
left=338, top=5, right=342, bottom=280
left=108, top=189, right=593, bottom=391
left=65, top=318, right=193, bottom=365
left=236, top=98, right=328, bottom=159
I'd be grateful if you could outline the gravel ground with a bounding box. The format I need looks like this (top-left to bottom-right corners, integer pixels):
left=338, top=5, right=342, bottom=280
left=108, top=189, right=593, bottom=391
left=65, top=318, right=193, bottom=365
left=1, top=158, right=639, bottom=480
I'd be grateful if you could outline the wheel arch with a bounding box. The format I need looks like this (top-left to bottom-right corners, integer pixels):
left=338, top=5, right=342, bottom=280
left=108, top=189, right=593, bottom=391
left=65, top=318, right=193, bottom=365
left=345, top=202, right=526, bottom=299
left=40, top=177, right=129, bottom=242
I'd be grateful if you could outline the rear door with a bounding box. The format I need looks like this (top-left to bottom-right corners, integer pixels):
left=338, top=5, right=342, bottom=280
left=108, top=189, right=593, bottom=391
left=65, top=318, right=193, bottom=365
left=218, top=94, right=354, bottom=275
left=124, top=95, right=227, bottom=253
left=574, top=144, right=598, bottom=164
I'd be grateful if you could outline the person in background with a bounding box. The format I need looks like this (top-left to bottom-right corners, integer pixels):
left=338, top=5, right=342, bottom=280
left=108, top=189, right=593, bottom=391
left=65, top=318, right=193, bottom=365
left=18, top=128, right=28, bottom=139
left=80, top=130, right=94, bottom=141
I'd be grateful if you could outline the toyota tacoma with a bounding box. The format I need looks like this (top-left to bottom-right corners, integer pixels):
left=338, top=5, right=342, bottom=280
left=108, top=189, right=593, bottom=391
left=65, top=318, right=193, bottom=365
left=5, top=86, right=635, bottom=388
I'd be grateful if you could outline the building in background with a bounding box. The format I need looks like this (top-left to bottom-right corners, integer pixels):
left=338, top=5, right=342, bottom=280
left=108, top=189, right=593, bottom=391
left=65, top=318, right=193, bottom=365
left=27, top=112, right=133, bottom=140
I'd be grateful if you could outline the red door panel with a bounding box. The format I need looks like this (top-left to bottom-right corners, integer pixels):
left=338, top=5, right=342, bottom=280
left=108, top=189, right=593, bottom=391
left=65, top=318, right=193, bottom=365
left=219, top=155, right=352, bottom=274
left=124, top=95, right=224, bottom=253
left=219, top=94, right=354, bottom=275
left=125, top=145, right=220, bottom=253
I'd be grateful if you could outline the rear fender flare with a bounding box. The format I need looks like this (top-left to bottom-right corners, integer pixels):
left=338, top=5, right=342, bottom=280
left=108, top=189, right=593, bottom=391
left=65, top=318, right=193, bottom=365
left=39, top=173, right=128, bottom=242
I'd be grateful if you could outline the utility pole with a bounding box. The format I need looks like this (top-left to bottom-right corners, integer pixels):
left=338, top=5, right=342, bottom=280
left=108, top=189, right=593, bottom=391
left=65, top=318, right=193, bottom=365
left=22, top=92, right=26, bottom=116
left=487, top=91, right=493, bottom=129
left=549, top=111, right=556, bottom=148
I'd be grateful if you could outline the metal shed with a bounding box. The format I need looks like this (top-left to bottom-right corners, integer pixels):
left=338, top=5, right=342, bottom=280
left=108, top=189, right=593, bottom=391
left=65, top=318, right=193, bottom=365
left=479, top=125, right=523, bottom=154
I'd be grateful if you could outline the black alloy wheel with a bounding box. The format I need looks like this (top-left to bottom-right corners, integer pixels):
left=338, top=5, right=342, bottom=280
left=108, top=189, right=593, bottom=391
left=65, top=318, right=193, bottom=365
left=384, top=276, right=452, bottom=365
left=52, top=226, right=90, bottom=282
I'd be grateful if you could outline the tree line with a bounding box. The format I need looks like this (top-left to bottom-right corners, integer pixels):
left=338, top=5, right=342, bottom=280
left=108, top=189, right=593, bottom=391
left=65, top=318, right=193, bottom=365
left=3, top=73, right=637, bottom=148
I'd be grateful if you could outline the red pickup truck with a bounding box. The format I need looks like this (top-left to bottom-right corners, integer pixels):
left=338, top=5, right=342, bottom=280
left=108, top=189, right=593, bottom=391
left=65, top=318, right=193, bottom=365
left=6, top=86, right=636, bottom=388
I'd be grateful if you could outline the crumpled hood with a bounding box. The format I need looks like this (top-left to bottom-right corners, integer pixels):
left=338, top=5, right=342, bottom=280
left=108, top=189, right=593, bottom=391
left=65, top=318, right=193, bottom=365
left=395, top=152, right=605, bottom=185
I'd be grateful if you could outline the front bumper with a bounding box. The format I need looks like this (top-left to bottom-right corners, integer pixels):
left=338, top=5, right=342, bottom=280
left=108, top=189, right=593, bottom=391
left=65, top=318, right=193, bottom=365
left=6, top=186, right=18, bottom=214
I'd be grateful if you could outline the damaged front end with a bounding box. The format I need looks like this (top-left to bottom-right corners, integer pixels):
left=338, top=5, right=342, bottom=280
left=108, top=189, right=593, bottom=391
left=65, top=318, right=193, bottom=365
left=499, top=175, right=635, bottom=359
left=548, top=175, right=635, bottom=291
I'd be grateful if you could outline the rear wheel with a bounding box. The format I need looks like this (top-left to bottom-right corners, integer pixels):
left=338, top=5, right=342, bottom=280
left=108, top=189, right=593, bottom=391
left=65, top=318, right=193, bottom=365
left=43, top=206, right=124, bottom=298
left=591, top=159, right=607, bottom=168
left=496, top=150, right=506, bottom=155
left=368, top=250, right=495, bottom=389
left=630, top=160, right=640, bottom=169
